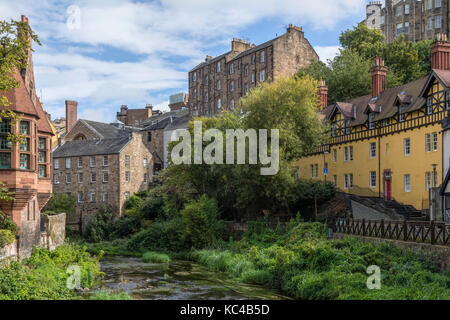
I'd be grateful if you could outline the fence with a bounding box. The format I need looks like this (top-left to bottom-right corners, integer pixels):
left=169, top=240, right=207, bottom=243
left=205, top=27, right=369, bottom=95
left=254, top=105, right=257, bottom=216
left=335, top=218, right=449, bottom=246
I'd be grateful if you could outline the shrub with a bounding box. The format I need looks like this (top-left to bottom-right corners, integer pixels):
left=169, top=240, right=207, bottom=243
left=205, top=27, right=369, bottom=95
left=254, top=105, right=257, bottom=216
left=84, top=207, right=114, bottom=243
left=0, top=229, right=15, bottom=248
left=0, top=213, right=18, bottom=236
left=42, top=193, right=76, bottom=215
left=139, top=196, right=165, bottom=220
left=111, top=216, right=142, bottom=239
left=142, top=251, right=170, bottom=263
left=180, top=195, right=223, bottom=249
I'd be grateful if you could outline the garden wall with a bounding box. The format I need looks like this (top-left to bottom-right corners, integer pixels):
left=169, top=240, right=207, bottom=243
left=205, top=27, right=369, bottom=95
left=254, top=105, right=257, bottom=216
left=40, top=213, right=66, bottom=251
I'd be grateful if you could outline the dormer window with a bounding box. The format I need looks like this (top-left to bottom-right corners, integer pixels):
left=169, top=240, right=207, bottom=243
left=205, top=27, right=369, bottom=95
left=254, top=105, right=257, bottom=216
left=345, top=120, right=351, bottom=135
left=353, top=105, right=357, bottom=119
left=331, top=123, right=336, bottom=137
left=399, top=105, right=405, bottom=122
left=426, top=97, right=433, bottom=115
left=368, top=113, right=375, bottom=129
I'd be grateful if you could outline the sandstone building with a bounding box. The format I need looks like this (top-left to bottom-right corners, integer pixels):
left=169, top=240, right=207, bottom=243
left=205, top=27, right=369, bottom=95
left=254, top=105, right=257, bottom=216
left=365, top=0, right=450, bottom=43
left=188, top=25, right=319, bottom=116
left=296, top=41, right=450, bottom=218
left=116, top=104, right=161, bottom=128
left=0, top=16, right=54, bottom=257
left=168, top=93, right=189, bottom=112
left=52, top=119, right=152, bottom=230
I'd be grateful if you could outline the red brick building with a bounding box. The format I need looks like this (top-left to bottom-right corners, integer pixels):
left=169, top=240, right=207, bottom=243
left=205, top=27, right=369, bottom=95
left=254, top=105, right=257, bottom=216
left=0, top=16, right=54, bottom=257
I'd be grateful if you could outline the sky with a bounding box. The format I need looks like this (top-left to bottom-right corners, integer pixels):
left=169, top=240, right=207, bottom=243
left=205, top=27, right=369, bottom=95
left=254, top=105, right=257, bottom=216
left=0, top=0, right=372, bottom=122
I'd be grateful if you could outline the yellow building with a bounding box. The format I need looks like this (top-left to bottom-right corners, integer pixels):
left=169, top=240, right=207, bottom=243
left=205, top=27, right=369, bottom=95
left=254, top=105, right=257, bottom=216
left=295, top=41, right=450, bottom=211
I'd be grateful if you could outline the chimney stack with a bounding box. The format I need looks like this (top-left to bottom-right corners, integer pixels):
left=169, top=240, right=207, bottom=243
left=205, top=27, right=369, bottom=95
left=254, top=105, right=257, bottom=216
left=65, top=100, right=78, bottom=134
left=370, top=57, right=387, bottom=98
left=231, top=38, right=251, bottom=52
left=318, top=80, right=328, bottom=110
left=21, top=15, right=28, bottom=23
left=431, top=35, right=450, bottom=70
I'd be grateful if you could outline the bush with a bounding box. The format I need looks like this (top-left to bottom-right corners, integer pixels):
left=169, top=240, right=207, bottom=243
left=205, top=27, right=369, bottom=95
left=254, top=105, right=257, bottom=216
left=42, top=193, right=76, bottom=215
left=139, top=196, right=165, bottom=220
left=0, top=213, right=18, bottom=236
left=180, top=195, right=223, bottom=249
left=84, top=207, right=114, bottom=243
left=111, top=216, right=142, bottom=239
left=0, top=229, right=15, bottom=248
left=142, top=251, right=170, bottom=263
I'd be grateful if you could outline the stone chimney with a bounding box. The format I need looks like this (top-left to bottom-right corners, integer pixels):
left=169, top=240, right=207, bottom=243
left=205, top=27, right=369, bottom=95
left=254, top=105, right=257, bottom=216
left=65, top=100, right=78, bottom=133
left=231, top=38, right=251, bottom=52
left=318, top=80, right=328, bottom=110
left=205, top=55, right=213, bottom=62
left=287, top=24, right=303, bottom=33
left=431, top=35, right=450, bottom=70
left=21, top=15, right=28, bottom=23
left=370, top=57, right=387, bottom=98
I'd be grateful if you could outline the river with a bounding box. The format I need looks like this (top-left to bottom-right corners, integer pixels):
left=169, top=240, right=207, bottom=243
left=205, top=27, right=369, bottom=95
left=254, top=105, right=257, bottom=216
left=94, top=256, right=290, bottom=300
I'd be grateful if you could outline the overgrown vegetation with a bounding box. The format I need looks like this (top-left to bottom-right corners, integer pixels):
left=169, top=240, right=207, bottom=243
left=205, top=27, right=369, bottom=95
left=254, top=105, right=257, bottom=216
left=0, top=213, right=18, bottom=247
left=42, top=193, right=76, bottom=215
left=142, top=251, right=171, bottom=263
left=0, top=245, right=102, bottom=300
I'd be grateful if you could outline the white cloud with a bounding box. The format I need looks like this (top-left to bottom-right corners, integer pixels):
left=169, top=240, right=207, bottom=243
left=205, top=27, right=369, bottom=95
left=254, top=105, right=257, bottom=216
left=0, top=0, right=366, bottom=122
left=314, top=46, right=342, bottom=63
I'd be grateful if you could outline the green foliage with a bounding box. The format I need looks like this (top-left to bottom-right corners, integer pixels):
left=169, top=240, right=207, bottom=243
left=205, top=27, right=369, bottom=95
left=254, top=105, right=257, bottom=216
left=84, top=207, right=114, bottom=243
left=142, top=251, right=171, bottom=263
left=0, top=212, right=18, bottom=236
left=0, top=229, right=15, bottom=247
left=300, top=24, right=433, bottom=105
left=89, top=291, right=132, bottom=300
left=180, top=195, right=223, bottom=249
left=190, top=222, right=449, bottom=300
left=293, top=180, right=336, bottom=220
left=42, top=193, right=76, bottom=215
left=0, top=245, right=102, bottom=300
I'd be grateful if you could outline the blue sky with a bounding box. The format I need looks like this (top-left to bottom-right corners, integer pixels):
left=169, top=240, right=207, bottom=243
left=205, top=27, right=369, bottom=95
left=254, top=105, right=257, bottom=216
left=0, top=0, right=372, bottom=122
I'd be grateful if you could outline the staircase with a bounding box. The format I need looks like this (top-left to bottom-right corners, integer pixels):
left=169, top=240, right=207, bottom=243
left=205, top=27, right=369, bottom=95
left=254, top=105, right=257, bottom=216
left=343, top=194, right=428, bottom=221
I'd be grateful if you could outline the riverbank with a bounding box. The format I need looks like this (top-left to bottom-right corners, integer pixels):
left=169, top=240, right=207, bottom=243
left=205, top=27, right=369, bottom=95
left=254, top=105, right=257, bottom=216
left=81, top=222, right=450, bottom=300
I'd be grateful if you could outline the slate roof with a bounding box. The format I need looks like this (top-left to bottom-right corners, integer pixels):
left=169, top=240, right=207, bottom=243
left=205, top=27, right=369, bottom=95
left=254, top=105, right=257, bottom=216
left=143, top=117, right=172, bottom=131
left=79, top=119, right=135, bottom=139
left=53, top=136, right=130, bottom=158
left=165, top=116, right=191, bottom=131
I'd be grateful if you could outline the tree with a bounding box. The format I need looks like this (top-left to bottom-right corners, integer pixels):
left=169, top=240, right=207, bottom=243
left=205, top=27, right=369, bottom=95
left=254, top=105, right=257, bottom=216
left=163, top=76, right=327, bottom=220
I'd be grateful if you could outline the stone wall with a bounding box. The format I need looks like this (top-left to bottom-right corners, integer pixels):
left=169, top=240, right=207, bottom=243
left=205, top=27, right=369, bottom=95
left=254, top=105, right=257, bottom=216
left=0, top=241, right=18, bottom=261
left=40, top=213, right=66, bottom=251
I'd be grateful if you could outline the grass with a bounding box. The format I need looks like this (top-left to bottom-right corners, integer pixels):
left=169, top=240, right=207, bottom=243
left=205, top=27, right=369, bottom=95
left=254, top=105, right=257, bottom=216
left=89, top=291, right=132, bottom=300
left=142, top=251, right=171, bottom=263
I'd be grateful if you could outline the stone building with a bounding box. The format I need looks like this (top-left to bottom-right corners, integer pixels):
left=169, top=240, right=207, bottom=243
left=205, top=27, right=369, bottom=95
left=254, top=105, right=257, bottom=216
left=116, top=104, right=159, bottom=128
left=365, top=0, right=450, bottom=43
left=0, top=15, right=54, bottom=257
left=52, top=119, right=152, bottom=230
left=168, top=93, right=189, bottom=112
left=188, top=24, right=318, bottom=116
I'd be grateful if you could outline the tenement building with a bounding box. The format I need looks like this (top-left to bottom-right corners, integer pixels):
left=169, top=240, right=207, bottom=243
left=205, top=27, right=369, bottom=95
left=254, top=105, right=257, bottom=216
left=52, top=119, right=152, bottom=230
left=295, top=40, right=450, bottom=214
left=188, top=24, right=319, bottom=116
left=0, top=16, right=54, bottom=257
left=116, top=104, right=160, bottom=128
left=365, top=0, right=450, bottom=43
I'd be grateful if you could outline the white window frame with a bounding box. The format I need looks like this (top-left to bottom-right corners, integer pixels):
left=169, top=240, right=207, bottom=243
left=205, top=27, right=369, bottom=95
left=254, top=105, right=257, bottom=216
left=77, top=192, right=83, bottom=203
left=404, top=174, right=411, bottom=192
left=78, top=157, right=82, bottom=168
left=78, top=172, right=83, bottom=184
left=311, top=165, right=314, bottom=178
left=370, top=142, right=376, bottom=159
left=370, top=171, right=376, bottom=188
left=54, top=159, right=59, bottom=169
left=432, top=132, right=438, bottom=151
left=315, top=164, right=319, bottom=178
left=125, top=171, right=130, bottom=182
left=144, top=173, right=148, bottom=184
left=426, top=133, right=431, bottom=152
left=333, top=175, right=337, bottom=187
left=344, top=147, right=348, bottom=162
left=344, top=174, right=348, bottom=189
left=91, top=173, right=96, bottom=183
left=102, top=192, right=108, bottom=202
left=103, top=172, right=109, bottom=183
left=90, top=156, right=95, bottom=168
left=349, top=146, right=354, bottom=161
left=260, top=50, right=265, bottom=63
left=435, top=15, right=442, bottom=29
left=404, top=138, right=411, bottom=156
left=426, top=172, right=431, bottom=191
left=349, top=174, right=353, bottom=189
left=260, top=70, right=266, bottom=82
left=53, top=174, right=59, bottom=185
left=66, top=158, right=71, bottom=169
left=103, top=155, right=108, bottom=167
left=90, top=192, right=96, bottom=203
left=66, top=174, right=71, bottom=184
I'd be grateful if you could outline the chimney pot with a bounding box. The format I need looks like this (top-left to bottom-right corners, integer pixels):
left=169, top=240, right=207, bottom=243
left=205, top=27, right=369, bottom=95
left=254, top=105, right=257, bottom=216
left=318, top=81, right=328, bottom=111
left=65, top=100, right=78, bottom=134
left=370, top=57, right=387, bottom=98
left=430, top=38, right=450, bottom=70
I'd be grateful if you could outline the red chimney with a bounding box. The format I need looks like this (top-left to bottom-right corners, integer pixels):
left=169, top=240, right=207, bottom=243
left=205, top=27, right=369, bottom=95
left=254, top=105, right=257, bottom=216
left=21, top=15, right=28, bottom=23
left=65, top=100, right=78, bottom=133
left=370, top=57, right=387, bottom=98
left=318, top=80, right=328, bottom=110
left=431, top=36, right=450, bottom=70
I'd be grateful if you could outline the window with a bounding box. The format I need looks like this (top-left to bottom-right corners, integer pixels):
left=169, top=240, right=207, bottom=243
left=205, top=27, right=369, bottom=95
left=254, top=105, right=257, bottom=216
left=433, top=170, right=438, bottom=188
left=432, top=133, right=438, bottom=151
left=78, top=173, right=83, bottom=183
left=404, top=138, right=411, bottom=156
left=260, top=50, right=265, bottom=63
left=90, top=156, right=95, bottom=167
left=125, top=192, right=130, bottom=201
left=396, top=23, right=403, bottom=35
left=370, top=142, right=376, bottom=159
left=396, top=6, right=402, bottom=16
left=217, top=98, right=221, bottom=109
left=435, top=15, right=442, bottom=29
left=349, top=146, right=354, bottom=161
left=344, top=174, right=348, bottom=189
left=229, top=63, right=234, bottom=75
left=260, top=70, right=265, bottom=82
left=368, top=113, right=375, bottom=129
left=193, top=72, right=197, bottom=82
left=426, top=172, right=431, bottom=191
left=380, top=15, right=385, bottom=25
left=230, top=81, right=234, bottom=92
left=91, top=173, right=96, bottom=183
left=66, top=174, right=71, bottom=184
left=144, top=173, right=148, bottom=184
left=125, top=171, right=130, bottom=182
left=217, top=62, right=221, bottom=73
left=435, top=0, right=441, bottom=8
left=20, top=154, right=30, bottom=169
left=345, top=120, right=351, bottom=134
left=349, top=174, right=353, bottom=189
left=331, top=123, right=336, bottom=137
left=20, top=121, right=30, bottom=135
left=426, top=134, right=431, bottom=152
left=428, top=17, right=433, bottom=30
left=230, top=100, right=235, bottom=110
left=193, top=88, right=197, bottom=99
left=427, top=0, right=433, bottom=10
left=404, top=22, right=410, bottom=35
left=77, top=192, right=83, bottom=203
left=90, top=192, right=96, bottom=203
left=252, top=54, right=255, bottom=65
left=78, top=157, right=83, bottom=168
left=245, top=84, right=249, bottom=94
left=386, top=143, right=389, bottom=154
left=147, top=131, right=152, bottom=142
left=370, top=171, right=376, bottom=188
left=251, top=72, right=255, bottom=83
left=404, top=174, right=411, bottom=192
left=38, top=165, right=46, bottom=178
left=310, top=165, right=314, bottom=178
left=405, top=4, right=410, bottom=14
left=333, top=175, right=337, bottom=187
left=0, top=153, right=10, bottom=169
left=0, top=136, right=11, bottom=151
left=144, top=158, right=148, bottom=168
left=102, top=192, right=108, bottom=202
left=344, top=147, right=348, bottom=162
left=446, top=91, right=450, bottom=110
left=333, top=149, right=337, bottom=163
left=53, top=174, right=59, bottom=185
left=217, top=80, right=221, bottom=90
left=205, top=92, right=209, bottom=102
left=103, top=172, right=109, bottom=183
left=315, top=164, right=319, bottom=178
left=238, top=60, right=242, bottom=70
left=125, top=155, right=130, bottom=167
left=103, top=155, right=108, bottom=166
left=244, top=65, right=249, bottom=76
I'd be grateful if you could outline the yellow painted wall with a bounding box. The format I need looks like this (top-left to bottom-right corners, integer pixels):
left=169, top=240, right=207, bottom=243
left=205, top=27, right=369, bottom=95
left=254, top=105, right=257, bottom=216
left=295, top=79, right=446, bottom=210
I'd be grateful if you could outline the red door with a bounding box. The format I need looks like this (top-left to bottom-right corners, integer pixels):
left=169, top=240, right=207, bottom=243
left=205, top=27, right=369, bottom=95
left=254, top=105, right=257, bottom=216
left=384, top=179, right=391, bottom=201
